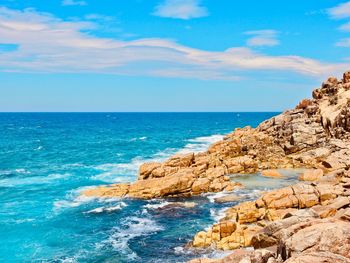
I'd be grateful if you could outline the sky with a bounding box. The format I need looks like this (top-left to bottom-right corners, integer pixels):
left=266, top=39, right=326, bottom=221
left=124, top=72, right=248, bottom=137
left=1, top=0, right=350, bottom=112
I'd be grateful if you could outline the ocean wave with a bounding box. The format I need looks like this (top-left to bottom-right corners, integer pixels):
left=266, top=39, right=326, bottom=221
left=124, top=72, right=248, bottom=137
left=0, top=168, right=31, bottom=176
left=0, top=172, right=71, bottom=187
left=53, top=194, right=95, bottom=210
left=97, top=215, right=164, bottom=260
left=143, top=201, right=172, bottom=210
left=177, top=134, right=224, bottom=154
left=91, top=133, right=224, bottom=184
left=209, top=207, right=228, bottom=223
left=129, top=136, right=148, bottom=142
left=34, top=146, right=43, bottom=151
left=85, top=201, right=128, bottom=214
left=53, top=186, right=98, bottom=210
left=53, top=187, right=124, bottom=211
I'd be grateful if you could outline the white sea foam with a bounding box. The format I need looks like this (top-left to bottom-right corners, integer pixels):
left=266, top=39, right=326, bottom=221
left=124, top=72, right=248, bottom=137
left=98, top=215, right=163, bottom=260
left=85, top=202, right=128, bottom=214
left=34, top=146, right=43, bottom=151
left=91, top=134, right=224, bottom=184
left=209, top=207, right=227, bottom=223
left=129, top=136, right=148, bottom=142
left=144, top=201, right=171, bottom=209
left=177, top=134, right=224, bottom=154
left=0, top=172, right=71, bottom=187
left=54, top=194, right=95, bottom=210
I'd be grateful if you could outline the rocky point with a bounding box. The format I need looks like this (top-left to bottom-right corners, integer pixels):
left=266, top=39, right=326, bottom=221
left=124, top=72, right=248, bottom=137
left=83, top=71, right=350, bottom=263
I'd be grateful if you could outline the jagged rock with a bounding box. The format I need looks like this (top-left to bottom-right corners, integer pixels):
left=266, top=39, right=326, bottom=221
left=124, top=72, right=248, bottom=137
left=281, top=219, right=350, bottom=259
left=284, top=252, right=350, bottom=263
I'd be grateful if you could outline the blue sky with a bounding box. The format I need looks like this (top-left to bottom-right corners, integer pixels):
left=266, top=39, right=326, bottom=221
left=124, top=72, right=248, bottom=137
left=1, top=0, right=350, bottom=111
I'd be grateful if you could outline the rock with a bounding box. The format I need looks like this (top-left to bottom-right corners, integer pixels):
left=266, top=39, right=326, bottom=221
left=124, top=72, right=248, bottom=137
left=162, top=201, right=197, bottom=209
left=214, top=194, right=242, bottom=203
left=284, top=251, right=350, bottom=263
left=298, top=169, right=324, bottom=181
left=282, top=219, right=350, bottom=259
left=311, top=205, right=337, bottom=219
left=261, top=169, right=284, bottom=178
left=83, top=183, right=130, bottom=198
left=84, top=71, right=350, bottom=202
left=192, top=221, right=237, bottom=248
left=251, top=209, right=320, bottom=249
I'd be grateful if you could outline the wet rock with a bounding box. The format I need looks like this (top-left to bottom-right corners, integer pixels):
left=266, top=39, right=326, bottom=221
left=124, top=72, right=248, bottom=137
left=261, top=170, right=284, bottom=178
left=214, top=194, right=242, bottom=203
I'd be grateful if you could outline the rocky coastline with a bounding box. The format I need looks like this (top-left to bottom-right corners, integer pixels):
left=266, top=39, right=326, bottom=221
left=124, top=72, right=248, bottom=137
left=83, top=71, right=350, bottom=263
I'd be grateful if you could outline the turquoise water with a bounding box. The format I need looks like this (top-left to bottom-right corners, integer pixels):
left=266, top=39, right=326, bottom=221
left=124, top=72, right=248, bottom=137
left=0, top=112, right=284, bottom=263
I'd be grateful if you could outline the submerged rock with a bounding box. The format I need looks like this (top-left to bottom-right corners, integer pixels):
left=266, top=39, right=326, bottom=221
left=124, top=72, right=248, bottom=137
left=261, top=169, right=284, bottom=178
left=214, top=194, right=242, bottom=203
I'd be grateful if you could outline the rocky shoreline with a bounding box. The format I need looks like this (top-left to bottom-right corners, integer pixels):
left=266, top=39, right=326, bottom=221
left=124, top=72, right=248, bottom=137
left=83, top=71, right=350, bottom=262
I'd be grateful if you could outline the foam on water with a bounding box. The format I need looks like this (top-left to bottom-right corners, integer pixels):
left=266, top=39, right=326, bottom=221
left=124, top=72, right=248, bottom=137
left=0, top=173, right=71, bottom=187
left=144, top=201, right=172, bottom=210
left=177, top=134, right=224, bottom=154
left=91, top=134, right=225, bottom=184
left=98, top=214, right=164, bottom=260
left=85, top=202, right=128, bottom=214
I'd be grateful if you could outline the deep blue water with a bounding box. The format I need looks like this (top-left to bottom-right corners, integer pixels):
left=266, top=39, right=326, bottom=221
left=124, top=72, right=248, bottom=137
left=0, top=112, right=283, bottom=263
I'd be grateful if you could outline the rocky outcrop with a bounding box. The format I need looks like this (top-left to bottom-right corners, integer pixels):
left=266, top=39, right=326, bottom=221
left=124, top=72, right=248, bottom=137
left=191, top=176, right=350, bottom=250
left=83, top=72, right=350, bottom=199
left=189, top=215, right=350, bottom=263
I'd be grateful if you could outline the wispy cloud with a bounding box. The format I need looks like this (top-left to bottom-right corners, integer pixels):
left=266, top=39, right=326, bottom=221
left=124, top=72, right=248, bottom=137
left=328, top=1, right=350, bottom=19
left=336, top=38, right=350, bottom=47
left=328, top=1, right=350, bottom=47
left=339, top=21, right=350, bottom=31
left=0, top=7, right=347, bottom=80
left=62, top=0, right=87, bottom=6
left=244, top=30, right=279, bottom=47
left=153, top=0, right=208, bottom=20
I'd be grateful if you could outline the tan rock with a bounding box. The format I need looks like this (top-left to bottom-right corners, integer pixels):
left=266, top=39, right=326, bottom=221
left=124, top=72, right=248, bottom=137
left=139, top=162, right=161, bottom=179
left=82, top=183, right=130, bottom=198
left=261, top=169, right=284, bottom=178
left=214, top=194, right=242, bottom=203
left=298, top=169, right=324, bottom=181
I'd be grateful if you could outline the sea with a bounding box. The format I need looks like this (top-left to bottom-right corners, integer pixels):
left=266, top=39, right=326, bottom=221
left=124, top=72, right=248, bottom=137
left=0, top=112, right=301, bottom=263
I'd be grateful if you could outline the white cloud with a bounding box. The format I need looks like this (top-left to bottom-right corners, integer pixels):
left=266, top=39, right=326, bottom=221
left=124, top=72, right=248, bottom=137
left=328, top=1, right=350, bottom=19
left=336, top=38, right=350, bottom=47
left=0, top=7, right=347, bottom=80
left=62, top=0, right=87, bottom=6
left=328, top=2, right=350, bottom=47
left=153, top=0, right=208, bottom=20
left=339, top=21, right=350, bottom=31
left=244, top=30, right=279, bottom=47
